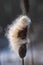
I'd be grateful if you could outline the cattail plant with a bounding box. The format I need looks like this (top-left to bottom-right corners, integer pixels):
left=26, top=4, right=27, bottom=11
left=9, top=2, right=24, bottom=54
left=6, top=15, right=31, bottom=65
left=6, top=0, right=32, bottom=65
left=5, top=0, right=31, bottom=65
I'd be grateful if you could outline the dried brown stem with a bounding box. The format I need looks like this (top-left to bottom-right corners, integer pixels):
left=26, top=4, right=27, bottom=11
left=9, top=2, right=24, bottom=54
left=21, top=0, right=29, bottom=15
left=22, top=58, right=24, bottom=65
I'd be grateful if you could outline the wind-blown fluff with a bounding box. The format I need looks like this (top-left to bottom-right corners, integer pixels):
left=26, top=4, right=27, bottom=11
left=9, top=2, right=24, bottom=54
left=6, top=15, right=31, bottom=53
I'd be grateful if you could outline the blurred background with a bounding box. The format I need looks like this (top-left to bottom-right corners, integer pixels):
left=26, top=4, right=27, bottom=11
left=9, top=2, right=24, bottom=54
left=0, top=0, right=43, bottom=65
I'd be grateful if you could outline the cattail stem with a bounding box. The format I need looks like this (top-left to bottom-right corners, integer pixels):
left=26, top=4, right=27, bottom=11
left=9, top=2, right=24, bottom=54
left=22, top=58, right=24, bottom=65
left=21, top=0, right=29, bottom=15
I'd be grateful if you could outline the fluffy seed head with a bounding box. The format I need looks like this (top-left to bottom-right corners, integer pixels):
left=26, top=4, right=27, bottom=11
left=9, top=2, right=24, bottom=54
left=6, top=15, right=31, bottom=53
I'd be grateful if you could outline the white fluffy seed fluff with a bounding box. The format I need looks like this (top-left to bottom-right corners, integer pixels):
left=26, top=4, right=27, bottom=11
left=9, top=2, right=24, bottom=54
left=6, top=15, right=31, bottom=53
